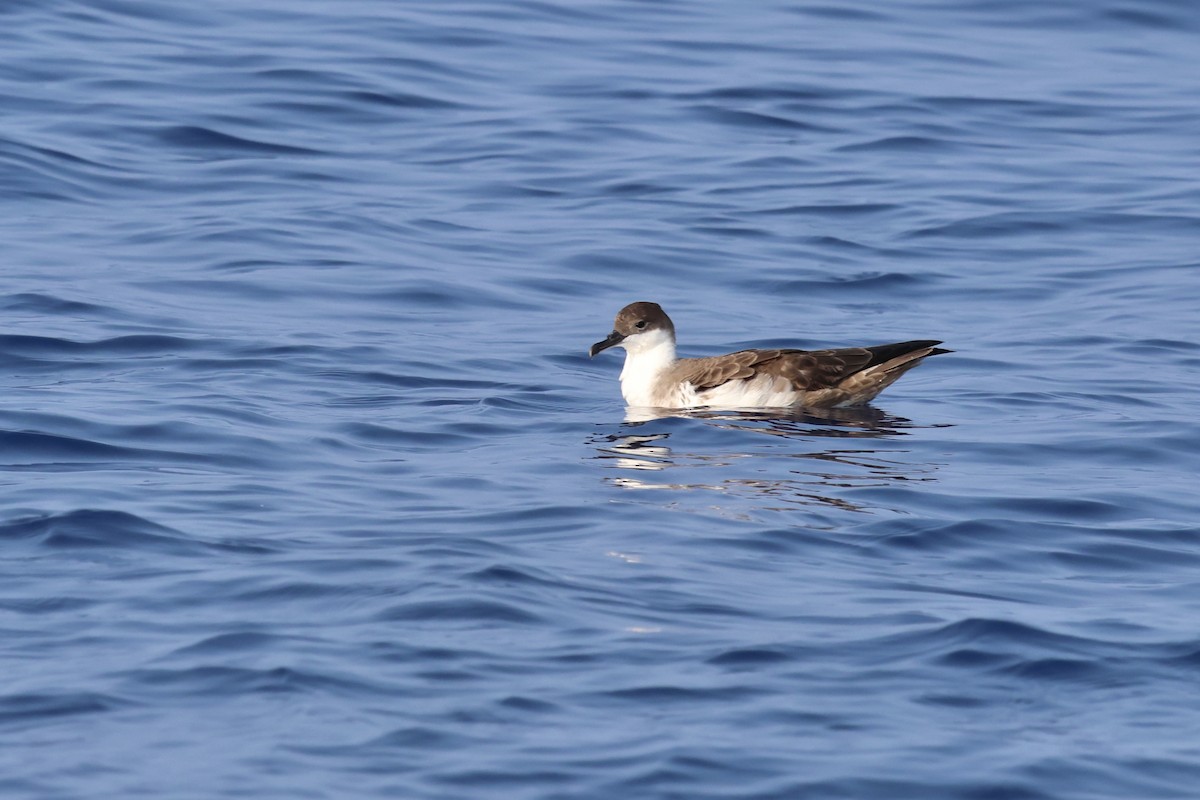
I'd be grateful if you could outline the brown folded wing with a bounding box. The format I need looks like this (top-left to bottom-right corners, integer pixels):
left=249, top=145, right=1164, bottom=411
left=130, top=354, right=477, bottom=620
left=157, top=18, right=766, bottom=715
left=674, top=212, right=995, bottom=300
left=675, top=347, right=876, bottom=392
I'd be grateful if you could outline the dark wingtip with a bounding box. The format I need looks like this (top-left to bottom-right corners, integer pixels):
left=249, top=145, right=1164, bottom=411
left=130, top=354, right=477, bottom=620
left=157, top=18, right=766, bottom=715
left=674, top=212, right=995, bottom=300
left=864, top=340, right=950, bottom=367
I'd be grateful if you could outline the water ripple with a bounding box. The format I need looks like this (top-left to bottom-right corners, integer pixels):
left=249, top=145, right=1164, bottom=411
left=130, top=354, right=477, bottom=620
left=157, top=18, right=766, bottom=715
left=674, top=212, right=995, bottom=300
left=3, top=0, right=1200, bottom=798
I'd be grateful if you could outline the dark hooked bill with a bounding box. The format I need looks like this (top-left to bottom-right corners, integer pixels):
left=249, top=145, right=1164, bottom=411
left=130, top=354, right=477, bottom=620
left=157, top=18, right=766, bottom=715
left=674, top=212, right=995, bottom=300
left=589, top=330, right=625, bottom=357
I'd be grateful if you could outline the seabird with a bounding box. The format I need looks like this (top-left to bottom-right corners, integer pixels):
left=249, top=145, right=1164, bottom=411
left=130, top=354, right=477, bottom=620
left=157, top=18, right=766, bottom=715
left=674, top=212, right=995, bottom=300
left=589, top=301, right=949, bottom=409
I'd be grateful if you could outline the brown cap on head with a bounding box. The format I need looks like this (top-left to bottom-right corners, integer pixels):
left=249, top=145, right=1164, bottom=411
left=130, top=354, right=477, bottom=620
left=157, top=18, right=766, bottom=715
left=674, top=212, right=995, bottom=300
left=589, top=302, right=675, bottom=357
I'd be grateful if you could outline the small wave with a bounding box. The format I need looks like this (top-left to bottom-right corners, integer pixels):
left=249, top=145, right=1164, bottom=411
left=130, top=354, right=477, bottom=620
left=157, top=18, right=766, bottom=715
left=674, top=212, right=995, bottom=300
left=165, top=631, right=290, bottom=658
left=752, top=202, right=899, bottom=217
left=599, top=685, right=767, bottom=704
left=467, top=564, right=565, bottom=587
left=706, top=647, right=794, bottom=667
left=0, top=430, right=149, bottom=462
left=0, top=134, right=128, bottom=202
left=0, top=332, right=197, bottom=357
left=119, top=665, right=381, bottom=698
left=156, top=125, right=323, bottom=156
left=689, top=105, right=828, bottom=132
left=0, top=509, right=198, bottom=553
left=0, top=509, right=269, bottom=555
left=764, top=271, right=927, bottom=297
left=837, top=135, right=959, bottom=152
left=0, top=292, right=106, bottom=314
left=907, top=210, right=1200, bottom=239
left=342, top=89, right=465, bottom=110
left=376, top=598, right=544, bottom=625
left=0, top=691, right=128, bottom=727
left=0, top=429, right=255, bottom=472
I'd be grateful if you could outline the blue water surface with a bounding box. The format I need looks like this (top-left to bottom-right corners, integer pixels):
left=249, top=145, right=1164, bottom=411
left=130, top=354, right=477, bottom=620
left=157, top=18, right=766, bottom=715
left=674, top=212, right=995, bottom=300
left=3, top=1, right=1200, bottom=798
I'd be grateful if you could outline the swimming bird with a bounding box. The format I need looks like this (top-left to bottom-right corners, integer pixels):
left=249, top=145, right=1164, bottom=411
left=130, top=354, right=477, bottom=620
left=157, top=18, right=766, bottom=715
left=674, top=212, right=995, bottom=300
left=589, top=301, right=949, bottom=409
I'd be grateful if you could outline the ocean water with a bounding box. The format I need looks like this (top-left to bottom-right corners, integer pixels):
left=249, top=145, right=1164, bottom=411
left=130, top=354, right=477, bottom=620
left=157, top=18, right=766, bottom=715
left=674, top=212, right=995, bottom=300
left=3, top=1, right=1200, bottom=798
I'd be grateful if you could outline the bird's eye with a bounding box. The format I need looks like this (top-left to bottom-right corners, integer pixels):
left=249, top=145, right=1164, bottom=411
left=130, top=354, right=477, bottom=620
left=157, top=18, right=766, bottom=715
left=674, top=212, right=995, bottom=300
left=635, top=320, right=647, bottom=330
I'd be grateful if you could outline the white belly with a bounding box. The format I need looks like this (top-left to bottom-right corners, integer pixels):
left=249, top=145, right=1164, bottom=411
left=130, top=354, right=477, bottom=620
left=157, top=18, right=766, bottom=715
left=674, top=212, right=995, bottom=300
left=694, top=374, right=800, bottom=408
left=623, top=371, right=801, bottom=409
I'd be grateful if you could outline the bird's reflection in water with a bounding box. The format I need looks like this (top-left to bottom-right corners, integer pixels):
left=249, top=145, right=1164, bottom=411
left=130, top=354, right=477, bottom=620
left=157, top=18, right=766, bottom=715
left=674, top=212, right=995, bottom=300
left=593, top=406, right=941, bottom=514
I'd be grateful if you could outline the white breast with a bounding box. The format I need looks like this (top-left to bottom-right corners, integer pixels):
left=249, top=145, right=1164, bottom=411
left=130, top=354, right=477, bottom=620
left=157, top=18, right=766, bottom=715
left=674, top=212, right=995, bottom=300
left=617, top=328, right=679, bottom=407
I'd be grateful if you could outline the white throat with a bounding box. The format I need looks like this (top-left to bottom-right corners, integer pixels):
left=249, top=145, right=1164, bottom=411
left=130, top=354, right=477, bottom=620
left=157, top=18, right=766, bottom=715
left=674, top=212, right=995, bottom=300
left=618, top=327, right=678, bottom=407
